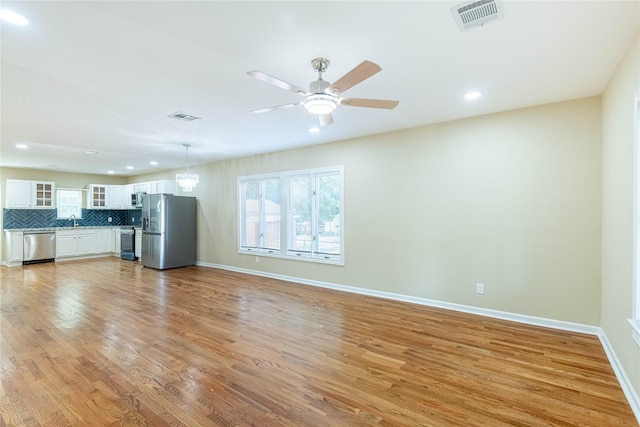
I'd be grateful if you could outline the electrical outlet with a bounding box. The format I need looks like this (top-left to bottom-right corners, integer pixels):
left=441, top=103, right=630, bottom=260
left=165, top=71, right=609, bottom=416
left=108, top=217, right=112, bottom=223
left=132, top=217, right=135, bottom=222
left=256, top=256, right=260, bottom=263
left=476, top=283, right=485, bottom=295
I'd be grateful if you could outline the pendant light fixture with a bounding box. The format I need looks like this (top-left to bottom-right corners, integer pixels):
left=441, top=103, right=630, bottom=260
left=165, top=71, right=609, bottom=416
left=176, top=143, right=199, bottom=192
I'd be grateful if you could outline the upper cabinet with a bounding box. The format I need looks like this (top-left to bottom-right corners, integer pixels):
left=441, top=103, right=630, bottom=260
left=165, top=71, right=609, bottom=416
left=87, top=184, right=130, bottom=210
left=129, top=180, right=178, bottom=195
left=88, top=184, right=107, bottom=209
left=155, top=180, right=179, bottom=195
left=86, top=180, right=179, bottom=210
left=6, top=179, right=55, bottom=209
left=108, top=185, right=129, bottom=209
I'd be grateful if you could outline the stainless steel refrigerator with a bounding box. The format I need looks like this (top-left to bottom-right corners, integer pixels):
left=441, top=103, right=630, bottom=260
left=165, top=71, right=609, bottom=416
left=141, top=194, right=197, bottom=269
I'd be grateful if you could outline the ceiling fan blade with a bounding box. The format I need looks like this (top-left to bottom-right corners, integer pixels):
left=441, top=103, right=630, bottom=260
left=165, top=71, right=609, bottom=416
left=326, top=60, right=381, bottom=94
left=318, top=113, right=334, bottom=127
left=247, top=71, right=310, bottom=96
left=340, top=97, right=399, bottom=109
left=250, top=101, right=303, bottom=114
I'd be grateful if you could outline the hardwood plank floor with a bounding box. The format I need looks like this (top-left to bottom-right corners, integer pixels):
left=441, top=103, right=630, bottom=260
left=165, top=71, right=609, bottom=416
left=0, top=258, right=636, bottom=426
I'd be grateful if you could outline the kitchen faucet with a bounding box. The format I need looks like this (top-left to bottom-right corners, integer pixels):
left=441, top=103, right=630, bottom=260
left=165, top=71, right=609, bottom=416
left=69, top=214, right=77, bottom=228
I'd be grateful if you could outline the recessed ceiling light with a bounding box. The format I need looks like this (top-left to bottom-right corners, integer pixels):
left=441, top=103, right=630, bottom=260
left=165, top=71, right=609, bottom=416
left=107, top=170, right=115, bottom=174
left=150, top=161, right=158, bottom=166
left=464, top=91, right=482, bottom=101
left=126, top=166, right=134, bottom=170
left=16, top=144, right=28, bottom=149
left=308, top=126, right=320, bottom=133
left=0, top=9, right=29, bottom=26
left=85, top=150, right=99, bottom=155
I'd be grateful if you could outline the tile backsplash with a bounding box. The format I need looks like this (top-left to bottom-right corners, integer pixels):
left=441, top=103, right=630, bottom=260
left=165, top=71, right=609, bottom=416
left=3, top=208, right=142, bottom=229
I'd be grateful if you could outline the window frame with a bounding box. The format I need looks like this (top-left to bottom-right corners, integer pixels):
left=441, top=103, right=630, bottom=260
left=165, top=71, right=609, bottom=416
left=238, top=166, right=344, bottom=265
left=56, top=188, right=83, bottom=219
left=631, top=88, right=640, bottom=345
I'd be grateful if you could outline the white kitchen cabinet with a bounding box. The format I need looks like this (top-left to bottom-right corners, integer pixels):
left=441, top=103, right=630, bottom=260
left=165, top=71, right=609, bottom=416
left=88, top=184, right=107, bottom=209
left=56, top=230, right=78, bottom=258
left=134, top=229, right=142, bottom=259
left=87, top=184, right=137, bottom=209
left=3, top=230, right=24, bottom=266
left=125, top=184, right=134, bottom=201
left=131, top=180, right=178, bottom=196
left=95, top=229, right=114, bottom=253
left=6, top=179, right=55, bottom=209
left=77, top=230, right=96, bottom=255
left=114, top=228, right=121, bottom=254
left=86, top=181, right=179, bottom=210
left=88, top=184, right=129, bottom=209
left=107, top=185, right=128, bottom=209
left=56, top=229, right=96, bottom=257
left=156, top=180, right=178, bottom=195
left=133, top=183, right=149, bottom=193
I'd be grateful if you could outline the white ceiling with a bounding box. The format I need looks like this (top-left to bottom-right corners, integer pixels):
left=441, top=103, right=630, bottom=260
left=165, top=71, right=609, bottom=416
left=1, top=1, right=638, bottom=176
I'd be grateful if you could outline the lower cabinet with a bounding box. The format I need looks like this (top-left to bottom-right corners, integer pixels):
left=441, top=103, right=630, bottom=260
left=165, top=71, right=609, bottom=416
left=134, top=230, right=142, bottom=259
left=4, top=228, right=121, bottom=266
left=77, top=230, right=96, bottom=255
left=56, top=229, right=107, bottom=258
left=3, top=231, right=24, bottom=266
left=95, top=229, right=114, bottom=254
left=56, top=230, right=79, bottom=258
left=114, top=229, right=121, bottom=254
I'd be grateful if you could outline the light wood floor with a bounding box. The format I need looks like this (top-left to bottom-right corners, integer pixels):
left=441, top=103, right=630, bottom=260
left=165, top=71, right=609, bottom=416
left=0, top=258, right=636, bottom=426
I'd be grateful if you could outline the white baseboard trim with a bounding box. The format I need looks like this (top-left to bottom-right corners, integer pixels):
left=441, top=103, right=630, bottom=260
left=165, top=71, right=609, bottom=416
left=196, top=261, right=640, bottom=423
left=598, top=331, right=640, bottom=423
left=197, top=261, right=599, bottom=335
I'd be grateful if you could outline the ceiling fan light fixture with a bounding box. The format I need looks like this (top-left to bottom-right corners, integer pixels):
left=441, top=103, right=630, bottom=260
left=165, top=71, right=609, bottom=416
left=304, top=94, right=337, bottom=115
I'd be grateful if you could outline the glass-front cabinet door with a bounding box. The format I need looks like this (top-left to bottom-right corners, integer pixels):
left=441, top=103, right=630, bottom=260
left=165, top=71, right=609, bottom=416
left=35, top=182, right=53, bottom=207
left=90, top=185, right=107, bottom=208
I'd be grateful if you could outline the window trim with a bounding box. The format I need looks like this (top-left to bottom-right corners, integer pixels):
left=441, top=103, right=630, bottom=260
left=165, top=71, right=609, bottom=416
left=238, top=166, right=344, bottom=265
left=631, top=87, right=640, bottom=343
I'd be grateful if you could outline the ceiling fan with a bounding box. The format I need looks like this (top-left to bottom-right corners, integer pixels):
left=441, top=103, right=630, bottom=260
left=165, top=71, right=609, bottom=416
left=247, top=58, right=399, bottom=126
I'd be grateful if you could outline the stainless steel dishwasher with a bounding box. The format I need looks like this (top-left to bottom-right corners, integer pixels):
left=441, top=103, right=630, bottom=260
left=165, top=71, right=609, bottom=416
left=23, top=231, right=56, bottom=264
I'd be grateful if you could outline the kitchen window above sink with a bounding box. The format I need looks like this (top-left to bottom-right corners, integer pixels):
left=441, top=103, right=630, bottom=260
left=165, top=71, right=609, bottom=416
left=56, top=189, right=83, bottom=219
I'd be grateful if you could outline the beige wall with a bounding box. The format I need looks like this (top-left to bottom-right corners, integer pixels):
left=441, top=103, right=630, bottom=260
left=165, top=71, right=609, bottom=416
left=601, top=31, right=640, bottom=398
left=135, top=96, right=603, bottom=326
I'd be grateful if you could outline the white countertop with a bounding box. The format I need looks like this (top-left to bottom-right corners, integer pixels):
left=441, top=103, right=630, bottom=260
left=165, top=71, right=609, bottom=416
left=4, top=226, right=138, bottom=232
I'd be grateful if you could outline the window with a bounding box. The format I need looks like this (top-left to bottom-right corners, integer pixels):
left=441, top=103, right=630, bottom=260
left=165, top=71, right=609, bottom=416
left=56, top=189, right=83, bottom=219
left=239, top=178, right=281, bottom=251
left=239, top=166, right=343, bottom=264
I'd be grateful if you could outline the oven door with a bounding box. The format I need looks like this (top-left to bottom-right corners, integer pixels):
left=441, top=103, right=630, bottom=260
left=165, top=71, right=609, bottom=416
left=121, top=230, right=134, bottom=253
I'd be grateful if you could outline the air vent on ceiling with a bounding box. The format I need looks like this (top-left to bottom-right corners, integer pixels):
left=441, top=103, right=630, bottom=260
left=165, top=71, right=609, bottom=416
left=451, top=0, right=503, bottom=32
left=167, top=111, right=202, bottom=122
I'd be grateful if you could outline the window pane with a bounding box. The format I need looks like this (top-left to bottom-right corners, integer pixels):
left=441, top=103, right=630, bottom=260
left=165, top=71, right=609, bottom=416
left=263, top=178, right=281, bottom=250
left=56, top=190, right=82, bottom=219
left=289, top=175, right=312, bottom=253
left=316, top=173, right=341, bottom=255
left=241, top=181, right=260, bottom=248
